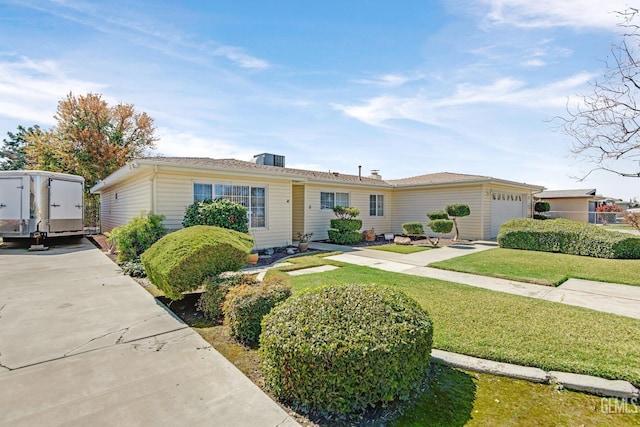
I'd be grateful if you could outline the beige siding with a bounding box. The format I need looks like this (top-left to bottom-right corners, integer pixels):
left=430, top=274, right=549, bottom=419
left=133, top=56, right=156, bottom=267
left=100, top=171, right=153, bottom=232
left=546, top=199, right=590, bottom=222
left=390, top=186, right=483, bottom=240
left=292, top=184, right=304, bottom=240
left=153, top=170, right=292, bottom=249
left=303, top=184, right=393, bottom=241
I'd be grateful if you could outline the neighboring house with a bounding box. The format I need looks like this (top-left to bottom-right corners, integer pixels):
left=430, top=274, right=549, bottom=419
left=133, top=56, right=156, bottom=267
left=533, top=189, right=603, bottom=223
left=91, top=155, right=544, bottom=248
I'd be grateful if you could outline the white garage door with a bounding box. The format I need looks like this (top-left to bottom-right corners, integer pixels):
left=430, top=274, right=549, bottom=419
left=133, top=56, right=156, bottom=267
left=491, top=192, right=525, bottom=238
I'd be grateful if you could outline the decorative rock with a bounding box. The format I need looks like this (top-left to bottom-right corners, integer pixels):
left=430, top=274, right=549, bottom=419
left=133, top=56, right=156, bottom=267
left=286, top=248, right=296, bottom=255
left=394, top=236, right=412, bottom=245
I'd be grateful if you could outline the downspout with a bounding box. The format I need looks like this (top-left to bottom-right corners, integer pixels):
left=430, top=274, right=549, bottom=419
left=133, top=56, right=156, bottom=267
left=151, top=165, right=158, bottom=214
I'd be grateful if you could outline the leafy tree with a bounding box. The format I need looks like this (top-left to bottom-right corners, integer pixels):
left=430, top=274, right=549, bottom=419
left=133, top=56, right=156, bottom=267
left=26, top=92, right=157, bottom=190
left=559, top=8, right=640, bottom=179
left=534, top=201, right=551, bottom=220
left=426, top=211, right=454, bottom=246
left=0, top=125, right=41, bottom=170
left=445, top=204, right=471, bottom=241
left=595, top=204, right=622, bottom=225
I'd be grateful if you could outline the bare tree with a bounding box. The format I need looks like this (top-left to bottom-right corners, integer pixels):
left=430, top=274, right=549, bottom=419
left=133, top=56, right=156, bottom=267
left=560, top=8, right=640, bottom=179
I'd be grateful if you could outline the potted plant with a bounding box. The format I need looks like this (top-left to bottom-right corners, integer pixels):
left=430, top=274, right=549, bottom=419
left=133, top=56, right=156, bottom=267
left=297, top=232, right=313, bottom=252
left=247, top=249, right=259, bottom=265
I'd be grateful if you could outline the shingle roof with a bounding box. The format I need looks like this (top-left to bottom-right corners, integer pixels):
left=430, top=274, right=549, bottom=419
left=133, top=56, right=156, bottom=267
left=534, top=189, right=597, bottom=199
left=386, top=172, right=493, bottom=187
left=139, top=157, right=392, bottom=187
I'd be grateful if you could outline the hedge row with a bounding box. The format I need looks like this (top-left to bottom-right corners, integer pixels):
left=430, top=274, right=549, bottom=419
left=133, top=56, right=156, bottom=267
left=498, top=218, right=640, bottom=259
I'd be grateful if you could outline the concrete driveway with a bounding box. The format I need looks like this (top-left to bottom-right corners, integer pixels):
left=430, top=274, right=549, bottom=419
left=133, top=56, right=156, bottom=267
left=0, top=238, right=298, bottom=426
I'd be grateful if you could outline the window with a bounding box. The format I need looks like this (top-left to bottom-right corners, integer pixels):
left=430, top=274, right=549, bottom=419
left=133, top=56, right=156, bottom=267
left=194, top=183, right=212, bottom=202
left=320, top=192, right=349, bottom=210
left=193, top=183, right=266, bottom=228
left=369, top=194, right=384, bottom=216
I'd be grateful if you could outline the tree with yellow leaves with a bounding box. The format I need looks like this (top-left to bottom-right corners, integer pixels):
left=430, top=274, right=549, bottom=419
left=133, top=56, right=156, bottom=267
left=26, top=92, right=158, bottom=190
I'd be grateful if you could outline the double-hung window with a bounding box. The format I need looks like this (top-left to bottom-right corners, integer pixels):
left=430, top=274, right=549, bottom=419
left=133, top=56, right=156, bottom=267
left=369, top=194, right=384, bottom=216
left=193, top=183, right=266, bottom=228
left=320, top=191, right=349, bottom=210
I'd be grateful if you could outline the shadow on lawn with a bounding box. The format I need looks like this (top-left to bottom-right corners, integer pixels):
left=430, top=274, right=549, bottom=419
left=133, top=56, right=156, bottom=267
left=392, top=363, right=476, bottom=427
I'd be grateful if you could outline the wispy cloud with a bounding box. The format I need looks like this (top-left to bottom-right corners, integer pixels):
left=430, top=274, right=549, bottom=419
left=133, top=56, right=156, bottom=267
left=0, top=55, right=104, bottom=124
left=353, top=73, right=424, bottom=87
left=155, top=127, right=257, bottom=160
left=8, top=0, right=270, bottom=71
left=333, top=73, right=594, bottom=127
left=481, top=0, right=631, bottom=30
left=212, top=46, right=270, bottom=70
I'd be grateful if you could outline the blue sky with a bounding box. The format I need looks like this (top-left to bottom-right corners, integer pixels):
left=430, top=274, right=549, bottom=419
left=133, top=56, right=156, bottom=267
left=0, top=0, right=637, bottom=201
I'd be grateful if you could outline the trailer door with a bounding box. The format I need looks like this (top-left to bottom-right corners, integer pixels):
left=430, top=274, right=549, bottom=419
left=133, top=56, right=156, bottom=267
left=49, top=178, right=84, bottom=233
left=0, top=178, right=24, bottom=234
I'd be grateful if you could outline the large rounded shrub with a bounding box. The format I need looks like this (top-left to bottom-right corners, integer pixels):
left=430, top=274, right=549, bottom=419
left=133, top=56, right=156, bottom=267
left=141, top=225, right=254, bottom=300
left=260, top=284, right=433, bottom=418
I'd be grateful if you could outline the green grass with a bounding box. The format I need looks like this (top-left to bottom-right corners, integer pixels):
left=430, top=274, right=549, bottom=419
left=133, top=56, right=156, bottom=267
left=430, top=247, right=640, bottom=286
left=197, top=324, right=640, bottom=426
left=392, top=364, right=640, bottom=427
left=367, top=244, right=432, bottom=254
left=273, top=260, right=640, bottom=386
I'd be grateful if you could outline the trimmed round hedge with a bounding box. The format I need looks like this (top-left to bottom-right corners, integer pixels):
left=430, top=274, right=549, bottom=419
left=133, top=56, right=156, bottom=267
left=259, top=284, right=433, bottom=417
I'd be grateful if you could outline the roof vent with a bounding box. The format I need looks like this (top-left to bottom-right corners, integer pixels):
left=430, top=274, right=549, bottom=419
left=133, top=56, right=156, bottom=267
left=253, top=153, right=285, bottom=167
left=369, top=169, right=382, bottom=180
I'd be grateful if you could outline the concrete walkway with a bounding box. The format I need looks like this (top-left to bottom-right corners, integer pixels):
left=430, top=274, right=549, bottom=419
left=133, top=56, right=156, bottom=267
left=0, top=238, right=299, bottom=427
left=310, top=242, right=640, bottom=320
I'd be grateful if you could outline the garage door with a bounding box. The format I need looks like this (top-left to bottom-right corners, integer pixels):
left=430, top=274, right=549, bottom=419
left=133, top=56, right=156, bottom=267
left=491, top=192, right=525, bottom=238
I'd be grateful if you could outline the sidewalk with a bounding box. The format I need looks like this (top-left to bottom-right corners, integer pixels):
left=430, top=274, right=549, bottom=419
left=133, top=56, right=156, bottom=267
left=311, top=241, right=640, bottom=319
left=0, top=238, right=299, bottom=427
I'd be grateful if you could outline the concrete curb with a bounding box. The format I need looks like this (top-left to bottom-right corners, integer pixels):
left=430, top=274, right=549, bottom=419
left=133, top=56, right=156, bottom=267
left=432, top=349, right=640, bottom=399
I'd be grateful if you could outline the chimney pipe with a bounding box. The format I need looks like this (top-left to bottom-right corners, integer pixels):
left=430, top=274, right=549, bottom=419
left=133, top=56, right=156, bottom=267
left=358, top=165, right=362, bottom=181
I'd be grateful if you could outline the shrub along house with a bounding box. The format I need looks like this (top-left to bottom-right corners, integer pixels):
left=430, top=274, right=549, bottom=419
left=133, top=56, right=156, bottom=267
left=91, top=154, right=544, bottom=249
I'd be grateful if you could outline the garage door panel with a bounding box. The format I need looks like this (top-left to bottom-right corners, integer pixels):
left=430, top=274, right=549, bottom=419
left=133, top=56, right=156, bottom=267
left=491, top=192, right=525, bottom=237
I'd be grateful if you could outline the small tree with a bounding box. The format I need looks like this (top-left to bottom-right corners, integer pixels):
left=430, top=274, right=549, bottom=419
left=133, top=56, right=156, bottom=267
left=445, top=204, right=470, bottom=241
left=625, top=212, right=640, bottom=231
left=596, top=205, right=622, bottom=225
left=534, top=201, right=551, bottom=220
left=327, top=206, right=362, bottom=244
left=426, top=211, right=454, bottom=246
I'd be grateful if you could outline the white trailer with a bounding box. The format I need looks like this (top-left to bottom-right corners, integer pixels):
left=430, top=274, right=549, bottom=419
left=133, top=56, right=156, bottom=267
left=0, top=170, right=85, bottom=239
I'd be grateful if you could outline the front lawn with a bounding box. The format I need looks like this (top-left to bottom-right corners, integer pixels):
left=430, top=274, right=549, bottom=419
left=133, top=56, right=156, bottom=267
left=271, top=257, right=640, bottom=386
left=429, top=247, right=640, bottom=286
left=197, top=327, right=640, bottom=426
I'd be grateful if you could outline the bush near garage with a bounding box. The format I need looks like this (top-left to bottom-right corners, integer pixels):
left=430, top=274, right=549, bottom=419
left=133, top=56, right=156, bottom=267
left=197, top=274, right=259, bottom=322
left=107, top=211, right=167, bottom=263
left=534, top=201, right=551, bottom=220
left=498, top=218, right=640, bottom=259
left=141, top=225, right=254, bottom=300
left=260, top=284, right=433, bottom=418
left=182, top=198, right=249, bottom=233
left=223, top=276, right=292, bottom=346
